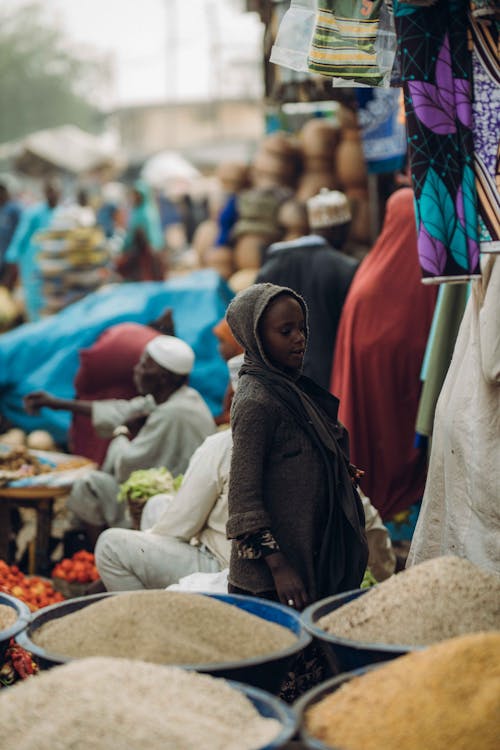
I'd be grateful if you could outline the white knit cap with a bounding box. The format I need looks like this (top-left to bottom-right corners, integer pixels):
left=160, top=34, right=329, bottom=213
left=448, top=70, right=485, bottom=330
left=307, top=188, right=352, bottom=228
left=145, top=335, right=195, bottom=375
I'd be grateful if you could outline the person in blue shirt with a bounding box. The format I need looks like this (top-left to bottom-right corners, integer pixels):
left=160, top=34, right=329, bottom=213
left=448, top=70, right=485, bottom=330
left=5, top=180, right=61, bottom=322
left=3, top=179, right=61, bottom=322
left=0, top=180, right=22, bottom=278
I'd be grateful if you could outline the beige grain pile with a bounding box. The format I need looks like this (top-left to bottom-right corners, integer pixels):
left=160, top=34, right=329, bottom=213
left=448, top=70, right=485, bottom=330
left=305, top=631, right=500, bottom=750
left=318, top=556, right=500, bottom=645
left=0, top=604, right=17, bottom=631
left=32, top=590, right=296, bottom=663
left=0, top=657, right=283, bottom=750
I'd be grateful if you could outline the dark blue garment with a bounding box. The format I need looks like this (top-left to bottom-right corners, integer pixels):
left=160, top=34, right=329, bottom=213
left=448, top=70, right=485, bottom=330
left=157, top=193, right=182, bottom=230
left=0, top=200, right=22, bottom=270
left=96, top=202, right=118, bottom=238
left=215, top=194, right=238, bottom=246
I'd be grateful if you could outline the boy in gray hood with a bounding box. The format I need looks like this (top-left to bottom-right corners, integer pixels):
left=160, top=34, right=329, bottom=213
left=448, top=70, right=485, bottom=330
left=226, top=283, right=368, bottom=608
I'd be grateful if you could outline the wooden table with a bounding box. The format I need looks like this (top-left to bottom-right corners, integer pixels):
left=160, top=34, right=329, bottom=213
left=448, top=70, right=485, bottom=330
left=0, top=485, right=70, bottom=576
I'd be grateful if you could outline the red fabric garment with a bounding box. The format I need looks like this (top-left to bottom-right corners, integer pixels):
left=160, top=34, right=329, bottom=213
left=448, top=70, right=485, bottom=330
left=70, top=323, right=159, bottom=464
left=330, top=188, right=437, bottom=520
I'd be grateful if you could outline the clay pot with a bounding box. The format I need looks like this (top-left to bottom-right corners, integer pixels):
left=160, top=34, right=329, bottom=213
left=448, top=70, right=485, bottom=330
left=303, top=154, right=333, bottom=173
left=252, top=151, right=298, bottom=186
left=260, top=131, right=301, bottom=159
left=215, top=162, right=251, bottom=193
left=335, top=129, right=368, bottom=191
left=296, top=171, right=339, bottom=202
left=337, top=105, right=359, bottom=130
left=233, top=234, right=271, bottom=270
left=204, top=246, right=234, bottom=279
left=278, top=200, right=309, bottom=240
left=192, top=219, right=218, bottom=266
left=300, top=118, right=340, bottom=158
left=346, top=189, right=371, bottom=245
left=228, top=268, right=259, bottom=293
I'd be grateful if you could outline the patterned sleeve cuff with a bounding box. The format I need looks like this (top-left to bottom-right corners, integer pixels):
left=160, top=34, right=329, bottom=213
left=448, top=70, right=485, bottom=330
left=235, top=529, right=280, bottom=559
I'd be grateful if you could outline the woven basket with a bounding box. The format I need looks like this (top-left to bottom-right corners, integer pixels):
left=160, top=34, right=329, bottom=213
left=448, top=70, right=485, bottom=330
left=51, top=577, right=88, bottom=599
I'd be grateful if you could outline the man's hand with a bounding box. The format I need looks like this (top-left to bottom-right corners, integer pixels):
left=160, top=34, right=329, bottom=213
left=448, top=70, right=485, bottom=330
left=265, top=551, right=310, bottom=611
left=23, top=391, right=56, bottom=415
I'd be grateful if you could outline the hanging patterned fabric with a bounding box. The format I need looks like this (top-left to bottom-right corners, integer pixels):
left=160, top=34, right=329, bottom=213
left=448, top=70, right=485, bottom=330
left=355, top=87, right=407, bottom=173
left=307, top=0, right=386, bottom=86
left=470, top=12, right=500, bottom=253
left=393, top=0, right=481, bottom=282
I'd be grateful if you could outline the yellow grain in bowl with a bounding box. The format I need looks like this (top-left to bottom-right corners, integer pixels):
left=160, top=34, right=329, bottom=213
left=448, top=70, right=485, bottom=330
left=305, top=631, right=500, bottom=750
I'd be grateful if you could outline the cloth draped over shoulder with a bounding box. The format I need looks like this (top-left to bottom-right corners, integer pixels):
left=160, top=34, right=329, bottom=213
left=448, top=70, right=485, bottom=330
left=226, top=282, right=368, bottom=600
left=330, top=188, right=437, bottom=520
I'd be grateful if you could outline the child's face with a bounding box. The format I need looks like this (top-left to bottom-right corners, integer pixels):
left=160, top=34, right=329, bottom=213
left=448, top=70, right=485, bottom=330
left=259, top=295, right=306, bottom=373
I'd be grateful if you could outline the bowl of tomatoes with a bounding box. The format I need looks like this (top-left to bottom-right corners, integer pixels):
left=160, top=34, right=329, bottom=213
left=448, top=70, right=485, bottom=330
left=51, top=550, right=99, bottom=599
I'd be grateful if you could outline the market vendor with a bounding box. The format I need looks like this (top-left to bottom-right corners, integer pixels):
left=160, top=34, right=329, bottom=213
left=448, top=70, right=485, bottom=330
left=23, top=335, right=216, bottom=548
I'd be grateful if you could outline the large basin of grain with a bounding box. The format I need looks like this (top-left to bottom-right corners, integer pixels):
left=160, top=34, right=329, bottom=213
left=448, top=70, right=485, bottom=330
left=301, top=556, right=500, bottom=672
left=0, top=592, right=31, bottom=662
left=297, top=631, right=500, bottom=750
left=0, top=656, right=298, bottom=750
left=19, top=590, right=310, bottom=691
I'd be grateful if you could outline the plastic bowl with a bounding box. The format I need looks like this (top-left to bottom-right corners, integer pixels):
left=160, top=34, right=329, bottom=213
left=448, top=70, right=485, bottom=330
left=0, top=592, right=31, bottom=662
left=294, top=668, right=377, bottom=749
left=228, top=679, right=298, bottom=749
left=17, top=591, right=312, bottom=693
left=301, top=588, right=420, bottom=674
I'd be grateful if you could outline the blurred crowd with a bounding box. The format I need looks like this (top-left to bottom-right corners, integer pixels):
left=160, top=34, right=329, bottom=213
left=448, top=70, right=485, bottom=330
left=0, top=106, right=380, bottom=329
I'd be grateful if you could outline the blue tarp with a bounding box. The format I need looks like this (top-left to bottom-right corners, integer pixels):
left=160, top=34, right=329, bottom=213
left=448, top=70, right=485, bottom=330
left=0, top=269, right=234, bottom=445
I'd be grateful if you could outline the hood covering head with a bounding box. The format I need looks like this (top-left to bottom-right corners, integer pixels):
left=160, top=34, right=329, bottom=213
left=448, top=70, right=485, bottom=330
left=226, top=282, right=308, bottom=376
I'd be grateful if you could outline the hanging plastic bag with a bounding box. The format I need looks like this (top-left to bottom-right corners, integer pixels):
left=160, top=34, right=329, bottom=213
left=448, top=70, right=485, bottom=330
left=271, top=1, right=398, bottom=88
left=270, top=0, right=317, bottom=72
left=374, top=1, right=399, bottom=86
left=308, top=0, right=397, bottom=87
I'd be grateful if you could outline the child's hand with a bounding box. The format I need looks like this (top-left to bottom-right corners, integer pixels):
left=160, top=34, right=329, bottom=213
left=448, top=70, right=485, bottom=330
left=265, top=551, right=310, bottom=611
left=348, top=463, right=365, bottom=486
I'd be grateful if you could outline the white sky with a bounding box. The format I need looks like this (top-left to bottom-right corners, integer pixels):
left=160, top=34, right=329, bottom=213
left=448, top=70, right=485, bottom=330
left=6, top=0, right=263, bottom=108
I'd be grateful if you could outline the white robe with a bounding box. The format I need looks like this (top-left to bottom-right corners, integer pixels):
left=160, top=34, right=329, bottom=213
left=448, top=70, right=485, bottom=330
left=408, top=255, right=500, bottom=574
left=67, top=386, right=215, bottom=527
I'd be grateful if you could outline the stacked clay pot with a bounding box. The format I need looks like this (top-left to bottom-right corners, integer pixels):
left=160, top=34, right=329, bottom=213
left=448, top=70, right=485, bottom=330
left=297, top=118, right=341, bottom=201
left=251, top=132, right=302, bottom=190
left=232, top=187, right=289, bottom=271
left=335, top=106, right=371, bottom=246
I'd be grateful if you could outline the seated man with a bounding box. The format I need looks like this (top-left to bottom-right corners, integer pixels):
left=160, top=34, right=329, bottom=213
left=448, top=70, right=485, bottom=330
left=95, top=427, right=232, bottom=591
left=23, top=335, right=216, bottom=547
left=70, top=307, right=176, bottom=464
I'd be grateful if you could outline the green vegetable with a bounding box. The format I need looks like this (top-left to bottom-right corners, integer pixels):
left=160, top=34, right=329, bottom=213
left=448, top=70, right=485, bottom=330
left=361, top=567, right=378, bottom=589
left=117, top=468, right=180, bottom=502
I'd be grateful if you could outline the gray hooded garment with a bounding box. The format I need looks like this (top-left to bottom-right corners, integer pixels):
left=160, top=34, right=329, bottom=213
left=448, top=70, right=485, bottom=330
left=226, top=283, right=367, bottom=600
